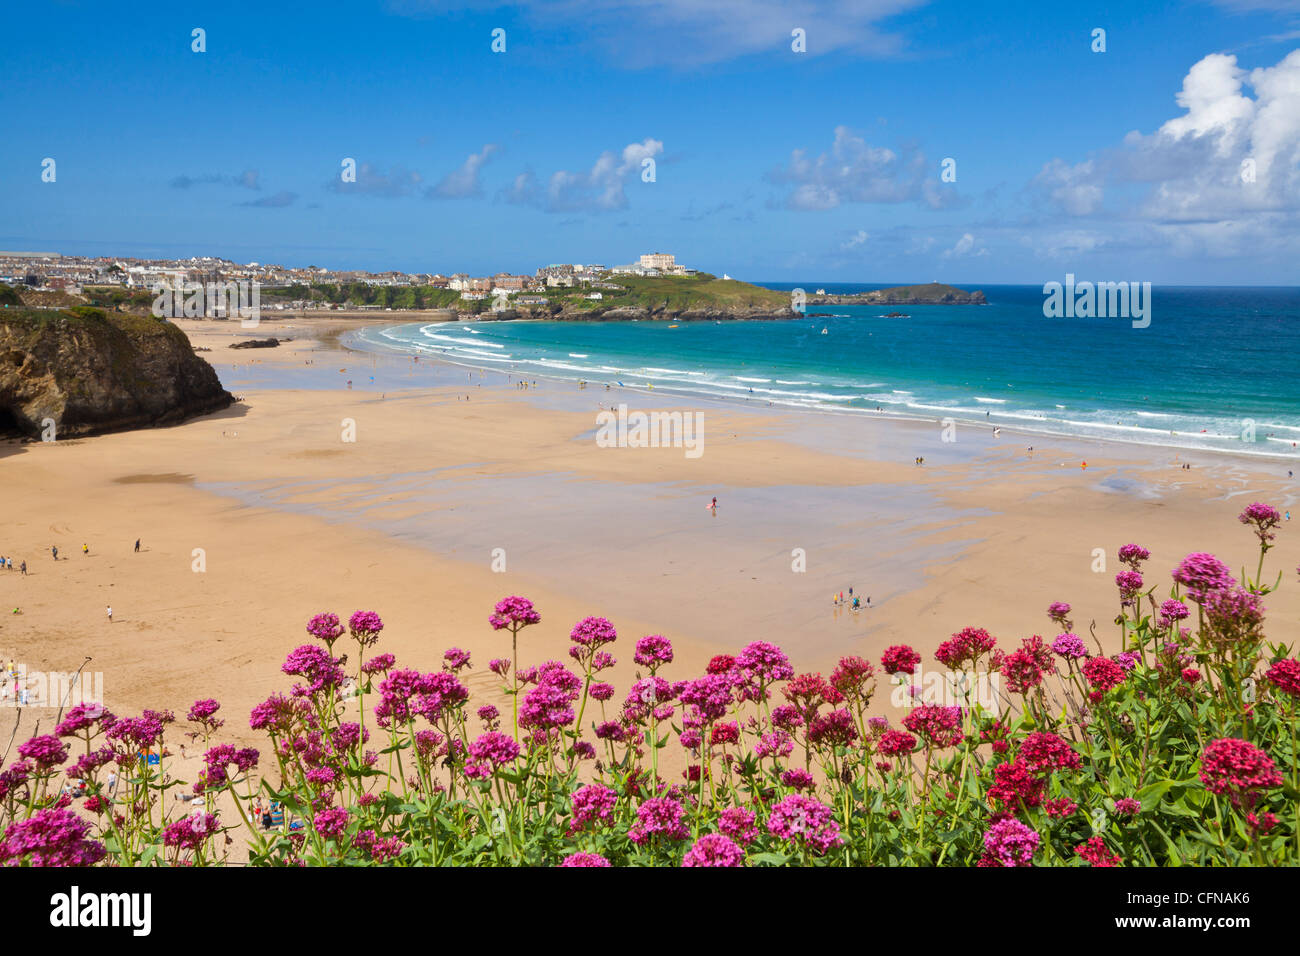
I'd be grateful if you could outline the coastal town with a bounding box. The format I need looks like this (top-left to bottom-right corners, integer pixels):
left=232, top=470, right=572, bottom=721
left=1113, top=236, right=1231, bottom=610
left=0, top=250, right=700, bottom=308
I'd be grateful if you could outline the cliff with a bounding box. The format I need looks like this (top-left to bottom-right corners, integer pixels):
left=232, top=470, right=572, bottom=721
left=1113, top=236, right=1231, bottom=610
left=0, top=305, right=233, bottom=438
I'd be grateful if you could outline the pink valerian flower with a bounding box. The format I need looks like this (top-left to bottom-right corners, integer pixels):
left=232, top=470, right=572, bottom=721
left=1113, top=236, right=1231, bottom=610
left=1247, top=811, right=1279, bottom=835
left=1047, top=601, right=1073, bottom=629
left=1081, top=656, right=1127, bottom=696
left=624, top=676, right=677, bottom=722
left=710, top=722, right=740, bottom=746
left=780, top=768, right=816, bottom=791
left=54, top=703, right=113, bottom=738
left=902, top=705, right=963, bottom=749
left=934, top=627, right=997, bottom=669
left=313, top=806, right=350, bottom=840
left=881, top=645, right=921, bottom=676
left=164, top=813, right=220, bottom=851
left=1238, top=502, right=1282, bottom=548
left=766, top=795, right=843, bottom=855
left=17, top=735, right=68, bottom=771
left=248, top=693, right=302, bottom=734
left=1018, top=732, right=1081, bottom=775
left=1115, top=651, right=1141, bottom=671
left=987, top=760, right=1046, bottom=812
left=981, top=817, right=1039, bottom=867
left=1117, top=543, right=1151, bottom=569
left=65, top=747, right=114, bottom=781
left=571, top=741, right=596, bottom=761
left=281, top=644, right=346, bottom=697
left=681, top=833, right=745, bottom=867
left=589, top=682, right=614, bottom=702
left=1075, top=836, right=1122, bottom=867
left=708, top=654, right=737, bottom=675
left=306, top=612, right=344, bottom=644
left=628, top=797, right=689, bottom=844
left=570, top=616, right=617, bottom=648
left=591, top=652, right=616, bottom=672
left=755, top=729, right=795, bottom=759
left=519, top=663, right=581, bottom=731
left=782, top=673, right=841, bottom=725
left=362, top=653, right=395, bottom=676
left=488, top=658, right=511, bottom=678
left=1172, top=552, right=1237, bottom=603
left=0, top=809, right=107, bottom=866
left=1202, top=586, right=1265, bottom=646
left=1264, top=658, right=1300, bottom=698
left=1115, top=570, right=1144, bottom=602
left=347, top=610, right=384, bottom=648
left=1113, top=797, right=1141, bottom=817
left=997, top=646, right=1045, bottom=695
left=476, top=705, right=500, bottom=728
left=569, top=784, right=618, bottom=832
left=829, top=655, right=877, bottom=702
left=1051, top=633, right=1088, bottom=659
left=489, top=596, right=540, bottom=631
left=1181, top=667, right=1202, bottom=685
left=1199, top=738, right=1283, bottom=808
left=441, top=647, right=472, bottom=673
left=1158, top=599, right=1191, bottom=630
left=633, top=634, right=673, bottom=669
left=373, top=669, right=468, bottom=729
left=200, top=745, right=259, bottom=790
left=1044, top=797, right=1078, bottom=818
left=679, top=673, right=734, bottom=723
left=735, top=641, right=795, bottom=688
left=104, top=712, right=169, bottom=751
left=468, top=731, right=520, bottom=767
left=718, top=806, right=759, bottom=844
left=770, top=705, right=804, bottom=731
left=877, top=730, right=917, bottom=758
left=867, top=716, right=890, bottom=736
left=186, top=699, right=224, bottom=733
left=560, top=852, right=611, bottom=867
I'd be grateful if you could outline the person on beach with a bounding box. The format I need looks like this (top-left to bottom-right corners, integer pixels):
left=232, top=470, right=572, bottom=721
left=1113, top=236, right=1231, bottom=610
left=20, top=561, right=26, bottom=576
left=134, top=539, right=140, bottom=552
left=106, top=605, right=113, bottom=623
left=82, top=543, right=88, bottom=555
left=51, top=546, right=57, bottom=560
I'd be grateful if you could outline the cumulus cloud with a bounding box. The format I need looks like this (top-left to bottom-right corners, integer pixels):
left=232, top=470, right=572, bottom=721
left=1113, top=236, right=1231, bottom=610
left=504, top=139, right=664, bottom=212
left=841, top=229, right=870, bottom=249
left=428, top=144, right=499, bottom=199
left=1033, top=49, right=1300, bottom=242
left=940, top=232, right=987, bottom=258
left=767, top=126, right=956, bottom=211
left=328, top=163, right=423, bottom=198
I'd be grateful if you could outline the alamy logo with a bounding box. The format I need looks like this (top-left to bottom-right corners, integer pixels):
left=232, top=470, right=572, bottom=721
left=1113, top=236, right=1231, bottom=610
left=50, top=887, right=151, bottom=936
left=595, top=403, right=704, bottom=459
left=1043, top=273, right=1150, bottom=329
left=889, top=664, right=1001, bottom=713
left=151, top=277, right=260, bottom=326
left=1, top=664, right=103, bottom=708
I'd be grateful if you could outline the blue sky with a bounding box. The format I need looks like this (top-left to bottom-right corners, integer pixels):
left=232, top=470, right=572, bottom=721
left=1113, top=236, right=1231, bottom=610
left=4, top=0, right=1299, bottom=283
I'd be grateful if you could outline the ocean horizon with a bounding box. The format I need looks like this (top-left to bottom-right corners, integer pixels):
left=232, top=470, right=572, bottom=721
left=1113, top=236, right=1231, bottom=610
left=349, top=284, right=1300, bottom=459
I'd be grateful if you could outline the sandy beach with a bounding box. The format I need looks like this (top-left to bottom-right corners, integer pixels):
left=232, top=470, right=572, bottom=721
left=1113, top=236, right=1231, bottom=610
left=3, top=313, right=1300, bottom=841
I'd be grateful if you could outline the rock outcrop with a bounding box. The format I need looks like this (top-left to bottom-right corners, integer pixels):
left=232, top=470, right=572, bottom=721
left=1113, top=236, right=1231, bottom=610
left=0, top=307, right=233, bottom=438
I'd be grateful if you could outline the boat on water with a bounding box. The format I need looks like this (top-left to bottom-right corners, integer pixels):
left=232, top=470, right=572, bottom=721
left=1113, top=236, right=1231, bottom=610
left=821, top=328, right=828, bottom=335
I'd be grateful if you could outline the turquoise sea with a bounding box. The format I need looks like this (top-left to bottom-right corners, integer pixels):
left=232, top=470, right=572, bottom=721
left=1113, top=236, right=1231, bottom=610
left=350, top=284, right=1300, bottom=458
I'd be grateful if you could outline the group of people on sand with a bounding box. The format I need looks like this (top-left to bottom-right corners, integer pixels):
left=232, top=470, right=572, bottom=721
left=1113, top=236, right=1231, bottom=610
left=0, top=555, right=24, bottom=574
left=833, top=587, right=870, bottom=610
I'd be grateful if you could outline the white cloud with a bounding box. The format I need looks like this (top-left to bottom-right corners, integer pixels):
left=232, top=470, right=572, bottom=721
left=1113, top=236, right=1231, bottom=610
left=841, top=229, right=870, bottom=249
left=392, top=0, right=928, bottom=68
left=768, top=126, right=954, bottom=210
left=506, top=139, right=663, bottom=212
left=428, top=144, right=499, bottom=199
left=940, top=232, right=986, bottom=258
